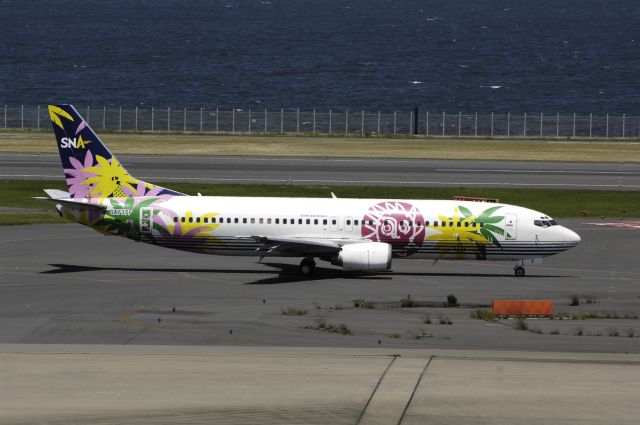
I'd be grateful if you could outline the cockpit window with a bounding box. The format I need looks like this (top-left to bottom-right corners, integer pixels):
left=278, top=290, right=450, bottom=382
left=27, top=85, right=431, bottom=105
left=534, top=219, right=558, bottom=228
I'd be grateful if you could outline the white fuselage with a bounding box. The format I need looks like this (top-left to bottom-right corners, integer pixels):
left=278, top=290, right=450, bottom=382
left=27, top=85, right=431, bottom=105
left=92, top=195, right=580, bottom=262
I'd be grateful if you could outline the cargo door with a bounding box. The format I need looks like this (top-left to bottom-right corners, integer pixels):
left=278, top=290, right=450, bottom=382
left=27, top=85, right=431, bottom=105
left=140, top=207, right=153, bottom=236
left=505, top=213, right=517, bottom=240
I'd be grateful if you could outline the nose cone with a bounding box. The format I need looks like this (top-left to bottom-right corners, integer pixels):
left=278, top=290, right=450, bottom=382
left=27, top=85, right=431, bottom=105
left=560, top=226, right=581, bottom=244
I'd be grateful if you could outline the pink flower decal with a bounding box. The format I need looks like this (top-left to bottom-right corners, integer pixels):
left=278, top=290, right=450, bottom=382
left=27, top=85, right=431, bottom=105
left=362, top=201, right=426, bottom=256
left=75, top=120, right=87, bottom=135
left=63, top=150, right=96, bottom=198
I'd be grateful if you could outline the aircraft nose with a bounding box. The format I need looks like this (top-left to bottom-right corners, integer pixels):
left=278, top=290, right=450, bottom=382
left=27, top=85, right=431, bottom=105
left=560, top=226, right=581, bottom=244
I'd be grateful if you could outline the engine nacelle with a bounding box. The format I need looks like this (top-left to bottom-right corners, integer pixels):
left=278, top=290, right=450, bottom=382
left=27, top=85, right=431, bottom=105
left=332, top=242, right=392, bottom=272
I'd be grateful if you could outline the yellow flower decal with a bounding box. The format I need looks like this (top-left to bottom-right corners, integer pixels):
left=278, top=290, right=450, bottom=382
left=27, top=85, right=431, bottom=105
left=48, top=105, right=74, bottom=129
left=82, top=155, right=139, bottom=200
left=427, top=206, right=504, bottom=259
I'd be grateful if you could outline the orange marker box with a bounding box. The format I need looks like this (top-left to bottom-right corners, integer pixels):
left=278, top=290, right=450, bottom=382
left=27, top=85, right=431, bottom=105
left=492, top=300, right=554, bottom=316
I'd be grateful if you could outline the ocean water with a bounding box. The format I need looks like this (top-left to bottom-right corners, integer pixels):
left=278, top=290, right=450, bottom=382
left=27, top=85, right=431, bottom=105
left=1, top=0, right=639, bottom=113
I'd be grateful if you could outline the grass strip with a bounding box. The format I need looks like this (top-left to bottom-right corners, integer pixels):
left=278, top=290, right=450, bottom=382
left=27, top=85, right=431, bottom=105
left=1, top=179, right=639, bottom=225
left=2, top=131, right=640, bottom=162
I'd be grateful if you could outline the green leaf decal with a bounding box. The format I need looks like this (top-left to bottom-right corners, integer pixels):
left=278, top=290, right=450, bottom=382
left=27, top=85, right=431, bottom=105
left=136, top=198, right=158, bottom=209
left=458, top=205, right=473, bottom=218
left=109, top=199, right=122, bottom=209
left=483, top=224, right=504, bottom=236
left=480, top=227, right=501, bottom=248
left=478, top=206, right=502, bottom=218
left=124, top=197, right=134, bottom=209
left=477, top=215, right=504, bottom=224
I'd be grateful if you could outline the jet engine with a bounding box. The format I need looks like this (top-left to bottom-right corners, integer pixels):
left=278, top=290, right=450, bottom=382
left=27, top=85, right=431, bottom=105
left=331, top=242, right=392, bottom=271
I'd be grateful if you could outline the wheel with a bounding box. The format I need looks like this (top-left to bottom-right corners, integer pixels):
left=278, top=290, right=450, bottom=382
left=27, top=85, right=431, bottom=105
left=514, top=266, right=525, bottom=277
left=299, top=258, right=316, bottom=276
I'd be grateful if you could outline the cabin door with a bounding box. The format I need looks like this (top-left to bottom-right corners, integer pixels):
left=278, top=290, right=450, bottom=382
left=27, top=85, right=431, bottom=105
left=505, top=213, right=517, bottom=240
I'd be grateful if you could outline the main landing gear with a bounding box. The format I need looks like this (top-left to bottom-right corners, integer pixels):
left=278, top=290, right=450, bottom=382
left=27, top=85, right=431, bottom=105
left=299, top=257, right=316, bottom=276
left=514, top=265, right=526, bottom=277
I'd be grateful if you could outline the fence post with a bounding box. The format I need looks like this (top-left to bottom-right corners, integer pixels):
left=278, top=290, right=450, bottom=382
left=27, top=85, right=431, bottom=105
left=409, top=109, right=413, bottom=135
left=280, top=108, right=283, bottom=133
left=377, top=110, right=380, bottom=134
left=21, top=105, right=23, bottom=129
left=426, top=111, right=429, bottom=136
left=573, top=113, right=576, bottom=137
left=457, top=112, right=461, bottom=136
left=329, top=109, right=332, bottom=134
left=361, top=110, right=365, bottom=135
left=474, top=112, right=478, bottom=137
left=37, top=105, right=40, bottom=130
left=442, top=111, right=445, bottom=136
left=313, top=109, right=316, bottom=134
left=523, top=112, right=527, bottom=136
left=232, top=108, right=235, bottom=134
left=490, top=112, right=494, bottom=136
left=135, top=107, right=138, bottom=131
left=102, top=106, right=106, bottom=129
left=507, top=112, right=510, bottom=136
left=540, top=113, right=543, bottom=137
left=589, top=113, right=592, bottom=139
left=200, top=108, right=203, bottom=132
left=556, top=113, right=560, bottom=137
left=345, top=110, right=349, bottom=134
left=392, top=111, right=396, bottom=135
left=3, top=105, right=6, bottom=129
left=296, top=108, right=300, bottom=133
left=151, top=107, right=154, bottom=132
left=264, top=109, right=267, bottom=133
left=606, top=113, right=609, bottom=138
left=183, top=108, right=186, bottom=133
left=119, top=106, right=122, bottom=132
left=622, top=113, right=626, bottom=138
left=167, top=107, right=170, bottom=132
left=86, top=106, right=90, bottom=124
left=248, top=108, right=252, bottom=134
left=217, top=108, right=220, bottom=133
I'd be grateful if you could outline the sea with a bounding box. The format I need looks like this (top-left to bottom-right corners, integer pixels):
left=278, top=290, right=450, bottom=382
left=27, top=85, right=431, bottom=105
left=1, top=0, right=639, bottom=113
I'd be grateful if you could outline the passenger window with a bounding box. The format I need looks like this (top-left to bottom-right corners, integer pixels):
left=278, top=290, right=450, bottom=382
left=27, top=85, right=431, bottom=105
left=267, top=218, right=272, bottom=224
left=189, top=217, right=193, bottom=223
left=323, top=219, right=328, bottom=225
left=457, top=222, right=461, bottom=227
left=181, top=217, right=186, bottom=223
left=196, top=217, right=201, bottom=223
left=251, top=218, right=255, bottom=224
left=314, top=219, right=318, bottom=225
left=464, top=222, right=469, bottom=227
left=298, top=219, right=303, bottom=224
left=173, top=217, right=178, bottom=223
left=354, top=219, right=359, bottom=226
left=243, top=218, right=247, bottom=224
left=283, top=219, right=287, bottom=224
left=479, top=222, right=484, bottom=227
left=346, top=219, right=351, bottom=225
left=399, top=221, right=404, bottom=226
left=234, top=218, right=238, bottom=223
left=434, top=221, right=438, bottom=227
left=424, top=221, right=429, bottom=226
left=204, top=217, right=209, bottom=223
left=449, top=221, right=453, bottom=227
left=332, top=219, right=337, bottom=225
left=306, top=219, right=311, bottom=225
left=275, top=218, right=279, bottom=224
left=259, top=218, right=264, bottom=224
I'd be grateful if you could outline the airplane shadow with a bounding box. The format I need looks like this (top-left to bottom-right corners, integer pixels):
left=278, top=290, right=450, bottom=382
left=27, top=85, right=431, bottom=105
left=42, top=263, right=567, bottom=285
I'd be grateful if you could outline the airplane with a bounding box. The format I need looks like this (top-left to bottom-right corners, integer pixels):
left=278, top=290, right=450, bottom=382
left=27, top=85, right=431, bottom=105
left=40, top=104, right=581, bottom=277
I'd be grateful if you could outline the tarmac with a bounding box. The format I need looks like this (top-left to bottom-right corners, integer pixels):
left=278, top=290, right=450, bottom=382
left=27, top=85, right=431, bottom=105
left=1, top=220, right=640, bottom=424
left=2, top=153, right=640, bottom=189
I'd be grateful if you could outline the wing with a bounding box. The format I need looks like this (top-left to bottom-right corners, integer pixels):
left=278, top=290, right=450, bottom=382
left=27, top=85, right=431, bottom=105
left=244, top=236, right=364, bottom=259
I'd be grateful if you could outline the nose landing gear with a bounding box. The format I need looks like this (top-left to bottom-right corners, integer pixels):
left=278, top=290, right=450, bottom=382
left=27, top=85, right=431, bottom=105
left=514, top=265, right=526, bottom=277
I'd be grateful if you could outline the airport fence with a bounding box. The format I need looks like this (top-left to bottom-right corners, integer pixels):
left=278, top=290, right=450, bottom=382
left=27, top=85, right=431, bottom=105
left=3, top=105, right=640, bottom=139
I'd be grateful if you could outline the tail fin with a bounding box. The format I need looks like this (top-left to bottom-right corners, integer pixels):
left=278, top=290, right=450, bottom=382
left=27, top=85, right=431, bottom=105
left=48, top=104, right=184, bottom=200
